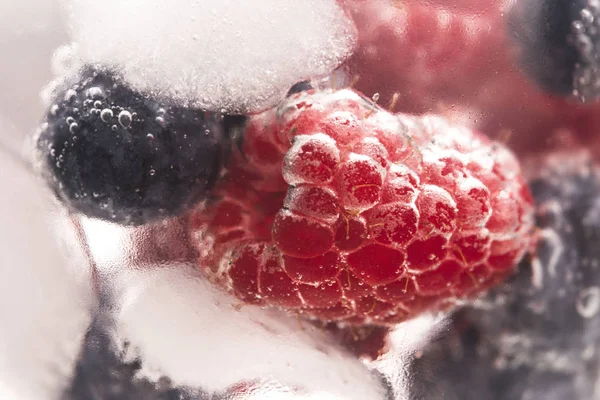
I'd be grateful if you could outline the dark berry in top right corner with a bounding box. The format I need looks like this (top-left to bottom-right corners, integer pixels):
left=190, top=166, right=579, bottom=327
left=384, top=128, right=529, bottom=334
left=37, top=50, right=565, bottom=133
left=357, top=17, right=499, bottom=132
left=508, top=0, right=600, bottom=102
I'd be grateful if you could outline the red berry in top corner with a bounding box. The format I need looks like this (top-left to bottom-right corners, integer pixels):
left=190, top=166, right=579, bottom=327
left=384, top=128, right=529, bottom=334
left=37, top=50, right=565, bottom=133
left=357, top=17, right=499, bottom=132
left=190, top=88, right=535, bottom=326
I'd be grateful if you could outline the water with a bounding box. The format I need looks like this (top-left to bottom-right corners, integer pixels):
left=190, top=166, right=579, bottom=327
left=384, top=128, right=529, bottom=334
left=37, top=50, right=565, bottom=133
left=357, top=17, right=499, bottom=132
left=2, top=0, right=600, bottom=399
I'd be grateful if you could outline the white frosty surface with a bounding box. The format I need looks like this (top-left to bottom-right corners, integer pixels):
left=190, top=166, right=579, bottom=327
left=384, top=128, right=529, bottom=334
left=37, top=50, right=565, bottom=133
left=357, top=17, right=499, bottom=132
left=0, top=0, right=66, bottom=154
left=369, top=315, right=446, bottom=400
left=66, top=0, right=356, bottom=113
left=0, top=156, right=94, bottom=399
left=99, top=263, right=385, bottom=399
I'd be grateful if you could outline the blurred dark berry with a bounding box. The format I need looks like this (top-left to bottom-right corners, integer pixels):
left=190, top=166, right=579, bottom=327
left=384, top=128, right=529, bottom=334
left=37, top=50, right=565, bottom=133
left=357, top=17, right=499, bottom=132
left=67, top=320, right=207, bottom=400
left=509, top=0, right=600, bottom=101
left=287, top=81, right=313, bottom=96
left=407, top=152, right=600, bottom=400
left=37, top=67, right=227, bottom=225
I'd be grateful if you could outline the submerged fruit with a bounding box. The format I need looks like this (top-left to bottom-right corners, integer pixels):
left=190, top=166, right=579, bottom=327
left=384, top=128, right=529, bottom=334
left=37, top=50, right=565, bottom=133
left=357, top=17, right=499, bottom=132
left=37, top=68, right=226, bottom=225
left=191, top=88, right=535, bottom=326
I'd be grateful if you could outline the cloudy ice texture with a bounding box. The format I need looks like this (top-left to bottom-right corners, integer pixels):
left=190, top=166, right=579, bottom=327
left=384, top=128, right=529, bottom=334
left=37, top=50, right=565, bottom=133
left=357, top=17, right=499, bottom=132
left=0, top=155, right=95, bottom=399
left=64, top=0, right=356, bottom=113
left=81, top=215, right=386, bottom=399
left=0, top=0, right=66, bottom=154
left=369, top=315, right=447, bottom=400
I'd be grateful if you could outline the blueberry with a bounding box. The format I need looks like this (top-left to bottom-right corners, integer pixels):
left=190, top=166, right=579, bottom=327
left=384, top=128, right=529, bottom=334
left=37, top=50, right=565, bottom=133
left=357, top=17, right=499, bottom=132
left=287, top=81, right=313, bottom=96
left=67, top=320, right=207, bottom=400
left=407, top=153, right=600, bottom=399
left=508, top=0, right=600, bottom=101
left=37, top=68, right=227, bottom=225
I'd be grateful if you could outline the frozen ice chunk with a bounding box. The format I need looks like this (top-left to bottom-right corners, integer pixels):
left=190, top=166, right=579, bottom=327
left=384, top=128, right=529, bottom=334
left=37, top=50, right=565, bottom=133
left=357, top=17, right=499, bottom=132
left=103, top=265, right=385, bottom=399
left=0, top=155, right=94, bottom=399
left=0, top=0, right=66, bottom=151
left=368, top=315, right=446, bottom=400
left=66, top=0, right=356, bottom=113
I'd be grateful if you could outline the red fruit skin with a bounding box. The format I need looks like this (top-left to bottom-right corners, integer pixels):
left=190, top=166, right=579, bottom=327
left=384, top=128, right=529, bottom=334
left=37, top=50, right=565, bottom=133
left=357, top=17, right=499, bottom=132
left=340, top=0, right=600, bottom=159
left=191, top=89, right=535, bottom=326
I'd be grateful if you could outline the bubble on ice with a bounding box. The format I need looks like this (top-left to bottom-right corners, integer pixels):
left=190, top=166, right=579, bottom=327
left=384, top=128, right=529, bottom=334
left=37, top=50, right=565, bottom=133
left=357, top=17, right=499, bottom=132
left=65, top=0, right=356, bottom=113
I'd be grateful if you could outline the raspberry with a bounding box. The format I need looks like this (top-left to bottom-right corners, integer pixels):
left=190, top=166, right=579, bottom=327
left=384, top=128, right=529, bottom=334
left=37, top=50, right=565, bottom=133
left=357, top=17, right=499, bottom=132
left=341, top=0, right=600, bottom=159
left=191, top=88, right=535, bottom=326
left=404, top=150, right=600, bottom=400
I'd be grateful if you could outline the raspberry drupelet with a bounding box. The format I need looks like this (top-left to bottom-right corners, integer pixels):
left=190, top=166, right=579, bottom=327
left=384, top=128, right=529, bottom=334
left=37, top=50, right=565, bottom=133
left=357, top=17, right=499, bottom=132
left=190, top=88, right=535, bottom=326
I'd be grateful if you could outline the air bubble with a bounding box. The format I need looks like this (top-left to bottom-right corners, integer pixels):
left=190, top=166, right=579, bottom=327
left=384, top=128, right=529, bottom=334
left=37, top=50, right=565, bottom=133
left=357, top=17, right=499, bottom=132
left=66, top=117, right=75, bottom=125
left=64, top=89, right=77, bottom=102
left=111, top=125, right=118, bottom=131
left=580, top=8, right=594, bottom=25
left=149, top=169, right=156, bottom=176
left=100, top=109, right=113, bottom=122
left=156, top=116, right=166, bottom=126
left=93, top=100, right=103, bottom=109
left=69, top=123, right=79, bottom=134
left=50, top=105, right=59, bottom=116
left=147, top=133, right=155, bottom=141
left=87, top=87, right=103, bottom=99
left=118, top=110, right=133, bottom=128
left=576, top=286, right=600, bottom=318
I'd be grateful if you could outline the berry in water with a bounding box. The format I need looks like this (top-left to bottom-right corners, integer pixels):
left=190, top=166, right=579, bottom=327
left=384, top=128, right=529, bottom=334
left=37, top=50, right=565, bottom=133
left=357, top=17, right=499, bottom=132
left=509, top=0, right=600, bottom=101
left=406, top=150, right=600, bottom=399
left=37, top=68, right=226, bottom=225
left=191, top=88, right=535, bottom=326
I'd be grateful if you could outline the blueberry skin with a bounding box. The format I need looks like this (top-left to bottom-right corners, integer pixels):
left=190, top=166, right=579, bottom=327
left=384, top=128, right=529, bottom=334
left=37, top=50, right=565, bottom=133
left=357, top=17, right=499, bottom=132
left=508, top=0, right=584, bottom=96
left=37, top=68, right=226, bottom=225
left=67, top=320, right=207, bottom=400
left=287, top=81, right=313, bottom=96
left=508, top=0, right=600, bottom=101
left=408, top=154, right=600, bottom=399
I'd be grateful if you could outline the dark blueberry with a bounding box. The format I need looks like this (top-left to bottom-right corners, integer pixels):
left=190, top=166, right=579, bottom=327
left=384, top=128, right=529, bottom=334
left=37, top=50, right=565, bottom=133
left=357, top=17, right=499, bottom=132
left=37, top=67, right=227, bottom=225
left=287, top=81, right=313, bottom=96
left=508, top=0, right=600, bottom=101
left=405, top=152, right=600, bottom=399
left=67, top=319, right=207, bottom=400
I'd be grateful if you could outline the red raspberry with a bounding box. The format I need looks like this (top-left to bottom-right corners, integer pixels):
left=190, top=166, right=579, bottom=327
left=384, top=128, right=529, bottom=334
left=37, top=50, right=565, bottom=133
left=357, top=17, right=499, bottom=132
left=191, top=88, right=535, bottom=326
left=341, top=0, right=600, bottom=158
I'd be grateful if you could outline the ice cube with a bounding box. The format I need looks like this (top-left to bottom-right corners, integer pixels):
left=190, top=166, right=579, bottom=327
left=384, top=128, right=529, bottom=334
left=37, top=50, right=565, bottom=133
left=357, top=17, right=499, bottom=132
left=0, top=155, right=94, bottom=399
left=102, top=264, right=385, bottom=399
left=0, top=0, right=66, bottom=152
left=66, top=0, right=356, bottom=113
